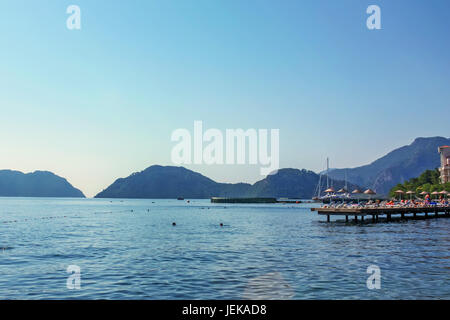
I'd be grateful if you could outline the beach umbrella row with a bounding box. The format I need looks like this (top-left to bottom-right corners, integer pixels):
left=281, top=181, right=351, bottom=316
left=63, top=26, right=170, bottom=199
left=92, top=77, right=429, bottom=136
left=327, top=186, right=448, bottom=200
left=433, top=190, right=449, bottom=199
left=323, top=188, right=377, bottom=204
left=323, top=188, right=376, bottom=195
left=420, top=191, right=448, bottom=197
left=394, top=190, right=449, bottom=200
left=395, top=190, right=416, bottom=200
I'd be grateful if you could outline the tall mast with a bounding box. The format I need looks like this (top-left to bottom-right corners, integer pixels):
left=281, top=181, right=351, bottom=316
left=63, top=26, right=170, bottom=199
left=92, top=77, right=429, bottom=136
left=345, top=169, right=348, bottom=191
left=326, top=157, right=329, bottom=189
left=317, top=173, right=322, bottom=198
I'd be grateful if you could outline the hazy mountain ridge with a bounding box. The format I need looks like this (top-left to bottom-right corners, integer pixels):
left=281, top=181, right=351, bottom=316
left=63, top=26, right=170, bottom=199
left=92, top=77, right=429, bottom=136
left=95, top=166, right=360, bottom=199
left=327, top=136, right=450, bottom=194
left=0, top=170, right=85, bottom=198
left=2, top=136, right=445, bottom=199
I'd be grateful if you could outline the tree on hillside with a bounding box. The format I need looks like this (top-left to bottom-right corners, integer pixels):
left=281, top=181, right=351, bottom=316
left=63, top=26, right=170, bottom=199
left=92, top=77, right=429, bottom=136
left=389, top=169, right=450, bottom=197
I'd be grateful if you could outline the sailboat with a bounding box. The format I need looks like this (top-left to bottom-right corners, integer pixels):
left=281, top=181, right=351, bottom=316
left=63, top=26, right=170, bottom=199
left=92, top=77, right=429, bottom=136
left=312, top=173, right=323, bottom=201
left=313, top=158, right=351, bottom=203
left=313, top=158, right=333, bottom=201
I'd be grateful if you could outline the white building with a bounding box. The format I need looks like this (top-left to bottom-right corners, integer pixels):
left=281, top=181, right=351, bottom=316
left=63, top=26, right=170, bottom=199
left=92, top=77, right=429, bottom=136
left=438, top=146, right=450, bottom=183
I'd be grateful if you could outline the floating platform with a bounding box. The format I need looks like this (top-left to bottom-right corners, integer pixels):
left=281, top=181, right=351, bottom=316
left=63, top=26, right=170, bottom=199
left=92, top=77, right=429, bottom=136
left=211, top=197, right=277, bottom=203
left=311, top=206, right=450, bottom=223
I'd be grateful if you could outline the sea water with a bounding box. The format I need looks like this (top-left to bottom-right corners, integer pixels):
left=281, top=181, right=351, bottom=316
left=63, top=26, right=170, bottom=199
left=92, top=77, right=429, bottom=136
left=0, top=198, right=448, bottom=299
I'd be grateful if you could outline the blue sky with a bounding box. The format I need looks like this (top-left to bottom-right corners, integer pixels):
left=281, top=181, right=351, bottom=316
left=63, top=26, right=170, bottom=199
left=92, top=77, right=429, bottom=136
left=0, top=0, right=449, bottom=197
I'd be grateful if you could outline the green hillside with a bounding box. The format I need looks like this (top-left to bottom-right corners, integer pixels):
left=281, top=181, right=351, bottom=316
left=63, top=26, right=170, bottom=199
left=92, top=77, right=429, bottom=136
left=389, top=169, right=450, bottom=197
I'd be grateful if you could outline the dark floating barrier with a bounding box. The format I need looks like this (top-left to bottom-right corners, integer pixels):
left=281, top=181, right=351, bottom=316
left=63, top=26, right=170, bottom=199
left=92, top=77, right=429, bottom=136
left=211, top=197, right=277, bottom=204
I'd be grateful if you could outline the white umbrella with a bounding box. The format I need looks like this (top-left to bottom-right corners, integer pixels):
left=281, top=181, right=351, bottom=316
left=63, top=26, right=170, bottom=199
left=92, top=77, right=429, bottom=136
left=364, top=189, right=376, bottom=201
left=364, top=189, right=376, bottom=195
left=351, top=189, right=362, bottom=204
left=406, top=190, right=415, bottom=200
left=395, top=189, right=405, bottom=200
left=324, top=187, right=335, bottom=193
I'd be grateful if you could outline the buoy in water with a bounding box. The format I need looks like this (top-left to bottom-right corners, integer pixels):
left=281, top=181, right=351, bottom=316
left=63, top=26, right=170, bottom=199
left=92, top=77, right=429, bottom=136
left=220, top=223, right=224, bottom=227
left=172, top=222, right=176, bottom=226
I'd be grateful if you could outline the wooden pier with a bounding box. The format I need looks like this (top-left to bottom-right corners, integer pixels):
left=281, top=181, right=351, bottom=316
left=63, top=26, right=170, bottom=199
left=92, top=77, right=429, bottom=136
left=311, top=206, right=450, bottom=223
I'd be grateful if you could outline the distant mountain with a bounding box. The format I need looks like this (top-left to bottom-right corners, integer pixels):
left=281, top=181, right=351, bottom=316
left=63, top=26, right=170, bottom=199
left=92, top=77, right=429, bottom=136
left=0, top=170, right=85, bottom=198
left=245, top=168, right=360, bottom=198
left=327, top=136, right=450, bottom=195
left=95, top=165, right=360, bottom=199
left=96, top=165, right=250, bottom=199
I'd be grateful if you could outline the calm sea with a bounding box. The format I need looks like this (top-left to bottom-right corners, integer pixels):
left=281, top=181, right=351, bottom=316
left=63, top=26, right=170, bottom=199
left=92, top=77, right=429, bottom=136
left=0, top=197, right=448, bottom=299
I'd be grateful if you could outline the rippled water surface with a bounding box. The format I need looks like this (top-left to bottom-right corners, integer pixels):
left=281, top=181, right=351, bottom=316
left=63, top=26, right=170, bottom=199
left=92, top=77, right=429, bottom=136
left=0, top=198, right=449, bottom=299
